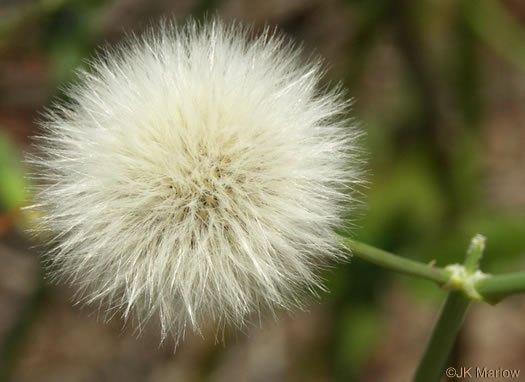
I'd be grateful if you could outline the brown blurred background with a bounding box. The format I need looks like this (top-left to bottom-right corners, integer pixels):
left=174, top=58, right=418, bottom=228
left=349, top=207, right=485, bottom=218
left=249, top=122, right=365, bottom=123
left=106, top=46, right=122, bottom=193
left=1, top=0, right=525, bottom=381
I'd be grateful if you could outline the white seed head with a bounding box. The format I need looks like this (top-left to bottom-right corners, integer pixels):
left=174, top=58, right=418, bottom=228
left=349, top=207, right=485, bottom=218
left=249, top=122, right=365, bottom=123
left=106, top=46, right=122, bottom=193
left=29, top=19, right=363, bottom=342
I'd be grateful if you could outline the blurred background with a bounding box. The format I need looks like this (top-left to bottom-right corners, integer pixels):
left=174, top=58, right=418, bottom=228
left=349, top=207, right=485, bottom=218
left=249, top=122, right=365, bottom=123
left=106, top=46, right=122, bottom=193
left=1, top=0, right=525, bottom=381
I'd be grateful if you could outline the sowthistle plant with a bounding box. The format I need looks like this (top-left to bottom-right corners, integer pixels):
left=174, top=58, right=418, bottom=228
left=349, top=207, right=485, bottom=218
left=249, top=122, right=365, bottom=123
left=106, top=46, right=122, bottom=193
left=28, top=19, right=362, bottom=341
left=27, top=17, right=525, bottom=382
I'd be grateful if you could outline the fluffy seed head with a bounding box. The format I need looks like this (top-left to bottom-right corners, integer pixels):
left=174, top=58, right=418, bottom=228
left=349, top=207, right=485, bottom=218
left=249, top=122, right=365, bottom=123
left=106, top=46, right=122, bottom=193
left=29, top=19, right=362, bottom=341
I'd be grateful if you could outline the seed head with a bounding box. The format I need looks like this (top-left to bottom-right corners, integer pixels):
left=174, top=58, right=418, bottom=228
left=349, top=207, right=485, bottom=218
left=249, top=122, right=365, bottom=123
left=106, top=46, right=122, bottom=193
left=29, top=19, right=363, bottom=342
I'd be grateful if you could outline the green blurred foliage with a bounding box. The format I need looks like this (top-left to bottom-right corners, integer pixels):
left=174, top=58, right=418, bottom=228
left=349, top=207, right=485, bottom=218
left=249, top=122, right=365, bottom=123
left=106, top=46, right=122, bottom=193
left=1, top=0, right=525, bottom=380
left=0, top=133, right=26, bottom=212
left=337, top=304, right=383, bottom=375
left=329, top=0, right=525, bottom=379
left=41, top=1, right=104, bottom=87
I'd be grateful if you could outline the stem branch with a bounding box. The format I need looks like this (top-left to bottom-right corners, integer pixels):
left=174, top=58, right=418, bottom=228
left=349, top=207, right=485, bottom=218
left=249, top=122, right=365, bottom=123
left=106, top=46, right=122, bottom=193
left=342, top=237, right=525, bottom=300
left=341, top=235, right=525, bottom=381
left=413, top=234, right=485, bottom=381
left=412, top=292, right=470, bottom=382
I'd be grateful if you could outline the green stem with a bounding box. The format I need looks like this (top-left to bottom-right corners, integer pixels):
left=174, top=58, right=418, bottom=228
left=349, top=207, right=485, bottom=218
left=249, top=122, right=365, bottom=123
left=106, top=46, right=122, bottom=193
left=476, top=272, right=525, bottom=299
left=342, top=237, right=525, bottom=300
left=413, top=234, right=485, bottom=381
left=412, top=292, right=470, bottom=382
left=342, top=238, right=451, bottom=284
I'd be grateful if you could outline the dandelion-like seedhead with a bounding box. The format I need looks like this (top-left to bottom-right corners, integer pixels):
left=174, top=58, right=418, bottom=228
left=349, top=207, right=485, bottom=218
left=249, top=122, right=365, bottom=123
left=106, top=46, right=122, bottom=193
left=29, top=19, right=363, bottom=342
